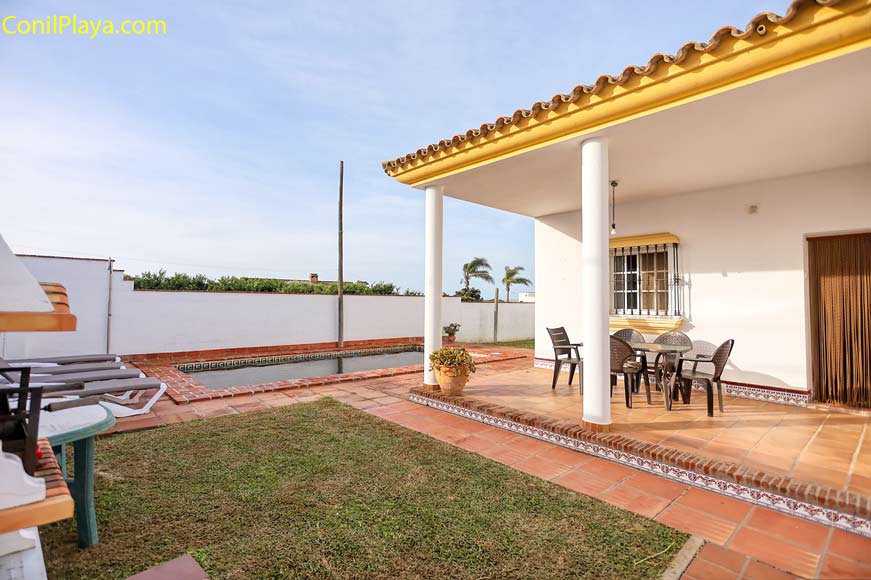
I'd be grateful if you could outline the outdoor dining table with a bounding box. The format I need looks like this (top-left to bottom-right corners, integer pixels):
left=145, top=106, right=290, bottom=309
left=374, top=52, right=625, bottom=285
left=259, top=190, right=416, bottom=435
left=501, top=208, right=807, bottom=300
left=628, top=342, right=692, bottom=410
left=39, top=403, right=115, bottom=548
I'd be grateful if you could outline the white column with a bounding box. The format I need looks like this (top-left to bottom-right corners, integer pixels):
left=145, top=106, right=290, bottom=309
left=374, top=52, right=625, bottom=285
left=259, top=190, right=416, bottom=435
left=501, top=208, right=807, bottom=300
left=581, top=138, right=611, bottom=427
left=424, top=186, right=444, bottom=385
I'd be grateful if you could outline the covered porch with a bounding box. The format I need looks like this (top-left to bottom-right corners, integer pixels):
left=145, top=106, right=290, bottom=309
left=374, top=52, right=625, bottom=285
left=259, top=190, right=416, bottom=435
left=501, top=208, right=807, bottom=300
left=382, top=0, right=871, bottom=429
left=382, top=0, right=871, bottom=539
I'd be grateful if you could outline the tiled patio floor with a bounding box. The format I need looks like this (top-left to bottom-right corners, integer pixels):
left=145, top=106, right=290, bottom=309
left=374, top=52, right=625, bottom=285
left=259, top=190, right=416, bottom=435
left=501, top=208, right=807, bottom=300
left=463, top=367, right=871, bottom=496
left=108, top=350, right=871, bottom=579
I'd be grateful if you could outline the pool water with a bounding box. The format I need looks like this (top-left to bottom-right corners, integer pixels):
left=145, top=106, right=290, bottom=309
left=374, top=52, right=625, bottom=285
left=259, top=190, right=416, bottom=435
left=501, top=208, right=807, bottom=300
left=190, top=350, right=423, bottom=389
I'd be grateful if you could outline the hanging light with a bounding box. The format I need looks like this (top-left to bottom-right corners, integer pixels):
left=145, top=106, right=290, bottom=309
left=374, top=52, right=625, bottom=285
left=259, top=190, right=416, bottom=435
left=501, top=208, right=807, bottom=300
left=610, top=180, right=618, bottom=235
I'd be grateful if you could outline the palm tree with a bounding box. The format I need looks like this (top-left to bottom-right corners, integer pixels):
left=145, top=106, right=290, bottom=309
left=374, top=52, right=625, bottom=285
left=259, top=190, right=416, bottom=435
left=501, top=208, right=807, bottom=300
left=461, top=257, right=494, bottom=290
left=502, top=265, right=531, bottom=302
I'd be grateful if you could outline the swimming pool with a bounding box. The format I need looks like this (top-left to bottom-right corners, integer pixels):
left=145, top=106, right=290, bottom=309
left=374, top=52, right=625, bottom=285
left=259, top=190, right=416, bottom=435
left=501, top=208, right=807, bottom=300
left=187, top=348, right=422, bottom=390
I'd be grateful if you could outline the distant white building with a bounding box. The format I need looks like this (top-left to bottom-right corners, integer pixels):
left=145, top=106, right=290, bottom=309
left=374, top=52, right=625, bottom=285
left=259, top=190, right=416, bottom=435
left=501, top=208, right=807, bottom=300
left=517, top=292, right=535, bottom=303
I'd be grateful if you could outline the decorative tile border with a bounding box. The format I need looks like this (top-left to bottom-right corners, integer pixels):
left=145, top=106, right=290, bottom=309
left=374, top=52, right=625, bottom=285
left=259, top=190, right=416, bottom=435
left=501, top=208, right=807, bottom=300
left=176, top=346, right=423, bottom=373
left=534, top=358, right=810, bottom=407
left=409, top=387, right=871, bottom=538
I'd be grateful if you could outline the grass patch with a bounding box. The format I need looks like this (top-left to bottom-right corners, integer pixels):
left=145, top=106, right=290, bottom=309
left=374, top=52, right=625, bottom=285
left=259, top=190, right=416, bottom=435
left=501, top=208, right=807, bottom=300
left=490, top=339, right=535, bottom=349
left=42, top=399, right=686, bottom=579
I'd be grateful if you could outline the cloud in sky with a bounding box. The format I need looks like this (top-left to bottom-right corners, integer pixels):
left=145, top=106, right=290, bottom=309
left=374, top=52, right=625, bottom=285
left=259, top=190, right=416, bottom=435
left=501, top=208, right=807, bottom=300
left=1, top=0, right=791, bottom=295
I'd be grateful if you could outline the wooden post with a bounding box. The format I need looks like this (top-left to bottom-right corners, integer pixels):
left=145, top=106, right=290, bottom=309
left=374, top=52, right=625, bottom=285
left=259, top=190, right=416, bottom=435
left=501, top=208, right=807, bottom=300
left=493, top=288, right=499, bottom=343
left=337, top=161, right=344, bottom=348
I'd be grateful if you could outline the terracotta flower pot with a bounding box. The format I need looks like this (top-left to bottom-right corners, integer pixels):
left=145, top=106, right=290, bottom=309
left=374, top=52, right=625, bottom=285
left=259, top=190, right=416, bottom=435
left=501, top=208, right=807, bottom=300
left=434, top=364, right=472, bottom=395
left=444, top=334, right=457, bottom=343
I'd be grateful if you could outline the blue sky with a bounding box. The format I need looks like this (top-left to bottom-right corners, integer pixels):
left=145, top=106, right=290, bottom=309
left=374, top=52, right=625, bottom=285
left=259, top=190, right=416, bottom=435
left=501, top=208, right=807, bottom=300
left=1, top=0, right=790, bottom=297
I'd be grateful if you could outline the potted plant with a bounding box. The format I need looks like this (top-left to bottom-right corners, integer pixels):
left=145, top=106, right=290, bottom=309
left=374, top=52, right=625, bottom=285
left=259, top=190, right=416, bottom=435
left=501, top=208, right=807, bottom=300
left=429, top=347, right=477, bottom=395
left=443, top=322, right=461, bottom=343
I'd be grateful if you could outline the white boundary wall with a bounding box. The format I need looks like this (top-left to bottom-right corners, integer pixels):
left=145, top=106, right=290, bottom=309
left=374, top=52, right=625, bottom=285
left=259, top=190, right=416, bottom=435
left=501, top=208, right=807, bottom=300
left=0, top=256, right=533, bottom=358
left=534, top=164, right=871, bottom=392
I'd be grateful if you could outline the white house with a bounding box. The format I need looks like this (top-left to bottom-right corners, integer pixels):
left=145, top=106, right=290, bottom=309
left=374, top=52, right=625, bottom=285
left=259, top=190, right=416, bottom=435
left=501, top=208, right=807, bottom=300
left=382, top=0, right=871, bottom=428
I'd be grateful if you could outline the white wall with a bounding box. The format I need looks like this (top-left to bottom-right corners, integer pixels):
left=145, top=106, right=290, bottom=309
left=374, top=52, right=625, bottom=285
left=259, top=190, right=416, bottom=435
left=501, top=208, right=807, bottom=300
left=0, top=257, right=534, bottom=357
left=453, top=302, right=535, bottom=343
left=1, top=256, right=113, bottom=358
left=534, top=164, right=871, bottom=391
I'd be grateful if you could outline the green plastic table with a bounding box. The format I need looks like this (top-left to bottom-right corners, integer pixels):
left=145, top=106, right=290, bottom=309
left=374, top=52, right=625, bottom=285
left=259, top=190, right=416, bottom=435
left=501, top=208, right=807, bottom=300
left=43, top=404, right=115, bottom=548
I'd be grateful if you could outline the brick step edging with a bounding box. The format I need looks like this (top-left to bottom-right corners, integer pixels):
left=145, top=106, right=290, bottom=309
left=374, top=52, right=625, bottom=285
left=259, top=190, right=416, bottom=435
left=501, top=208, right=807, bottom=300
left=408, top=386, right=871, bottom=539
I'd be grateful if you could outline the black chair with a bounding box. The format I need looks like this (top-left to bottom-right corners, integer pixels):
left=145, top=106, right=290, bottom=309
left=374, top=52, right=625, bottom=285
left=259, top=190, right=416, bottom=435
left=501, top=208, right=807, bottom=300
left=0, top=367, right=43, bottom=475
left=677, top=339, right=735, bottom=417
left=546, top=327, right=583, bottom=391
left=610, top=336, right=643, bottom=408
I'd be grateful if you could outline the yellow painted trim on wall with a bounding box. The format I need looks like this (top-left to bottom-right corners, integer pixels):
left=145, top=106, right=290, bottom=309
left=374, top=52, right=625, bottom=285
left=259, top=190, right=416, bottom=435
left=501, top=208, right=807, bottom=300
left=385, top=1, right=871, bottom=187
left=610, top=232, right=679, bottom=249
left=609, top=316, right=685, bottom=335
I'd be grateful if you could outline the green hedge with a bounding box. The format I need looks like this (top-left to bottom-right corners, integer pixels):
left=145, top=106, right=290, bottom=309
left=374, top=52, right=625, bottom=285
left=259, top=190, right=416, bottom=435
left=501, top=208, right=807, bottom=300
left=130, top=270, right=410, bottom=295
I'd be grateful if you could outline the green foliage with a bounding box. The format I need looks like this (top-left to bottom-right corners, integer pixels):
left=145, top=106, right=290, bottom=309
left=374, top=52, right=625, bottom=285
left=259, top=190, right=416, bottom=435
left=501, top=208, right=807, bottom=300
left=502, top=265, right=532, bottom=301
left=130, top=270, right=403, bottom=295
left=461, top=257, right=494, bottom=289
left=429, top=347, right=477, bottom=372
left=442, top=323, right=461, bottom=336
left=454, top=287, right=482, bottom=302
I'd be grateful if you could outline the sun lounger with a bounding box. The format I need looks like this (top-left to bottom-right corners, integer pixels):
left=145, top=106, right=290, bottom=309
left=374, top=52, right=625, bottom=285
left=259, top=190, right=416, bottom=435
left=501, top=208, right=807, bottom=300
left=41, top=378, right=167, bottom=418
left=21, top=362, right=125, bottom=375
left=4, top=353, right=121, bottom=365
left=6, top=368, right=143, bottom=384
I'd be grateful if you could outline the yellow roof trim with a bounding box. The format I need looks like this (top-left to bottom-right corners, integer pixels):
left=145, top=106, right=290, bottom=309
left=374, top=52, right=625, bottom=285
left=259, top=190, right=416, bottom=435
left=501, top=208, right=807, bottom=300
left=610, top=316, right=685, bottom=335
left=0, top=282, right=77, bottom=332
left=610, top=233, right=680, bottom=249
left=383, top=0, right=871, bottom=187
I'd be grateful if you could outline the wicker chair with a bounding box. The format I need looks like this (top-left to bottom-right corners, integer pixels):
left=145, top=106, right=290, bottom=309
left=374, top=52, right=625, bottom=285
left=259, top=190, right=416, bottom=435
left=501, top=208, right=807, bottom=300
left=678, top=339, right=735, bottom=416
left=652, top=330, right=693, bottom=382
left=610, top=336, right=643, bottom=408
left=613, top=328, right=650, bottom=397
left=546, top=327, right=583, bottom=392
left=613, top=328, right=644, bottom=343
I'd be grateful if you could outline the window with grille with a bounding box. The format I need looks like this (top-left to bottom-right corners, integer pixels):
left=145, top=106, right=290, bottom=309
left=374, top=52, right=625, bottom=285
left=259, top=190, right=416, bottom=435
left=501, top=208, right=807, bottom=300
left=610, top=243, right=680, bottom=316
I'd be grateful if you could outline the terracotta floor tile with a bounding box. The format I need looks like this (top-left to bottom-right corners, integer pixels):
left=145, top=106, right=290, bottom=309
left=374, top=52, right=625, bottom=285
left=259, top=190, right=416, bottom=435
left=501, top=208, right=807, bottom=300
left=454, top=434, right=497, bottom=453
left=677, top=488, right=753, bottom=522
left=506, top=435, right=555, bottom=454
left=818, top=554, right=871, bottom=580
left=513, top=455, right=571, bottom=481
left=655, top=504, right=738, bottom=544
left=536, top=445, right=595, bottom=468
left=826, top=529, right=871, bottom=565
left=744, top=507, right=830, bottom=549
left=575, top=458, right=637, bottom=481
left=599, top=484, right=672, bottom=518
left=741, top=560, right=801, bottom=580
left=696, top=543, right=747, bottom=572
left=476, top=427, right=523, bottom=444
left=552, top=468, right=615, bottom=498
left=478, top=445, right=530, bottom=466
left=727, top=527, right=820, bottom=579
left=624, top=471, right=689, bottom=501
left=682, top=557, right=738, bottom=580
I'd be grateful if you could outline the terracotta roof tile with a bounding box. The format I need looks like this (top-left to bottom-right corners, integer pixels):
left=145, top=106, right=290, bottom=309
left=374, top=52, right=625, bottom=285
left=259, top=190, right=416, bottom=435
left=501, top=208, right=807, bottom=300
left=382, top=0, right=845, bottom=175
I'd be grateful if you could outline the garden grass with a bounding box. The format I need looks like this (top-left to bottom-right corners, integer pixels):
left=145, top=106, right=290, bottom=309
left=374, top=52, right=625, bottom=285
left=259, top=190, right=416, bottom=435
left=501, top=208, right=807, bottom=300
left=491, top=339, right=535, bottom=349
left=42, top=399, right=686, bottom=579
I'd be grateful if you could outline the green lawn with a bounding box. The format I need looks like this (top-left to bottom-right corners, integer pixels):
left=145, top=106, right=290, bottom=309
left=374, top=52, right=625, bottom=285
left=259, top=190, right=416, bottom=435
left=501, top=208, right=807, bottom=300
left=42, top=399, right=686, bottom=579
left=490, top=338, right=535, bottom=349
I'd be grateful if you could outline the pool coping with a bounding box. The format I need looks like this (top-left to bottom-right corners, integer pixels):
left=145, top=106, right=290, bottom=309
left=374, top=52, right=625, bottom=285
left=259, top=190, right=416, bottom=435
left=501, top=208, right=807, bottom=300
left=136, top=346, right=526, bottom=404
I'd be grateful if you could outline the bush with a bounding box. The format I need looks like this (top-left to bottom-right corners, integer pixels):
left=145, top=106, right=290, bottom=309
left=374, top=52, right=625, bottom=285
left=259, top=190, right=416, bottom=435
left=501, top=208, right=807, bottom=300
left=429, top=347, right=477, bottom=372
left=454, top=287, right=482, bottom=302
left=130, top=270, right=402, bottom=295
